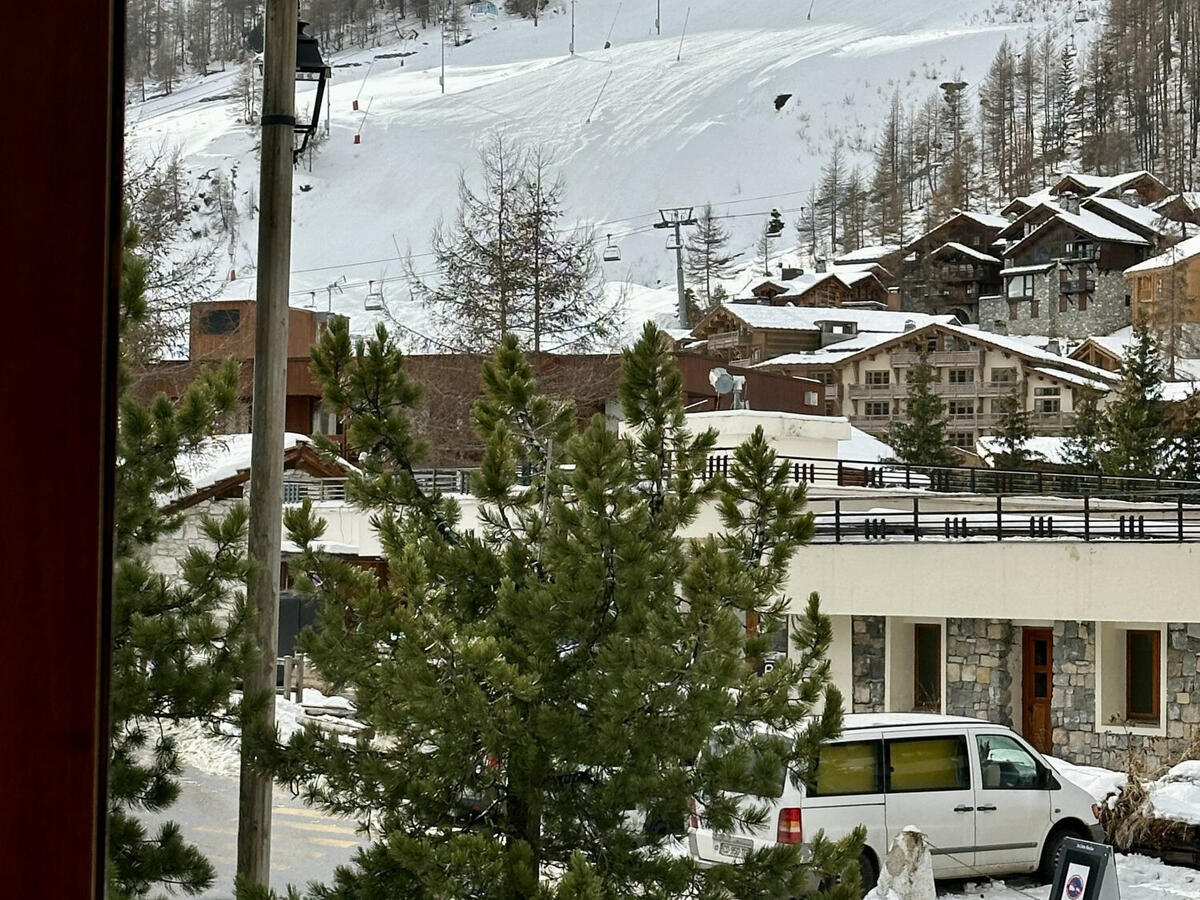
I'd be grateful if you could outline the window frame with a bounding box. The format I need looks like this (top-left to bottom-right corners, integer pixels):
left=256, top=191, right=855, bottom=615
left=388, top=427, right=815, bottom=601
left=1126, top=629, right=1162, bottom=724
left=975, top=733, right=1044, bottom=791
left=884, top=733, right=970, bottom=794
left=913, top=623, right=943, bottom=712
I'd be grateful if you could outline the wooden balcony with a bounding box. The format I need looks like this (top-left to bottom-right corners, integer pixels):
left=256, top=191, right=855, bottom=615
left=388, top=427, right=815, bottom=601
left=705, top=330, right=744, bottom=350
left=892, top=349, right=984, bottom=367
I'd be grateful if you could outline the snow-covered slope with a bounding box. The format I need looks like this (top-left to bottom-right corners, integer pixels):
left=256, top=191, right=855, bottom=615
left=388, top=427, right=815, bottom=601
left=127, top=0, right=1088, bottom=341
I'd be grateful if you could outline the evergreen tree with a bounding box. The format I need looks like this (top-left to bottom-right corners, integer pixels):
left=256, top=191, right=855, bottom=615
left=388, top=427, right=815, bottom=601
left=684, top=202, right=738, bottom=308
left=991, top=385, right=1034, bottom=469
left=107, top=213, right=250, bottom=898
left=1099, top=327, right=1166, bottom=476
left=887, top=347, right=957, bottom=466
left=411, top=136, right=621, bottom=354
left=1164, top=391, right=1200, bottom=481
left=841, top=166, right=868, bottom=254
left=1062, top=387, right=1106, bottom=473
left=818, top=141, right=846, bottom=253
left=267, top=319, right=862, bottom=899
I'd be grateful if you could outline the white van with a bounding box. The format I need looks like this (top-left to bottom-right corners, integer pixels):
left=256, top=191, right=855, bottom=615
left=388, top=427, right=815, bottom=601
left=688, top=714, right=1103, bottom=892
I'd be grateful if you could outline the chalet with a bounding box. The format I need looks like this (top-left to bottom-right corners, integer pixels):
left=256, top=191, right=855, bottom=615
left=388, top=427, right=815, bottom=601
left=831, top=243, right=905, bottom=283
left=1152, top=192, right=1200, bottom=228
left=824, top=321, right=1118, bottom=447
left=896, top=211, right=1009, bottom=322
left=1126, top=234, right=1200, bottom=346
left=733, top=265, right=891, bottom=309
left=1000, top=170, right=1171, bottom=218
left=983, top=195, right=1150, bottom=339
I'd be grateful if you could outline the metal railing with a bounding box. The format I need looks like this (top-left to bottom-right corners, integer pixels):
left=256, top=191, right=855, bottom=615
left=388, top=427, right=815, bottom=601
left=810, top=495, right=1200, bottom=543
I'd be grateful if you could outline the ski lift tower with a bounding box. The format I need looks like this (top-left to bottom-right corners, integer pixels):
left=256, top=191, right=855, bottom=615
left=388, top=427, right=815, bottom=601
left=655, top=207, right=698, bottom=328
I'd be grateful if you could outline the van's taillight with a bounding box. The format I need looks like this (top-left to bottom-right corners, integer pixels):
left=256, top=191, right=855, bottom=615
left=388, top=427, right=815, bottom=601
left=688, top=796, right=698, bottom=829
left=777, top=807, right=803, bottom=844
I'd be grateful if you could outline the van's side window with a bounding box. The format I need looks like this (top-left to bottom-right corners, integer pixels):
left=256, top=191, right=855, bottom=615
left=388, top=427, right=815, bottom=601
left=976, top=734, right=1041, bottom=790
left=808, top=741, right=883, bottom=796
left=885, top=736, right=970, bottom=792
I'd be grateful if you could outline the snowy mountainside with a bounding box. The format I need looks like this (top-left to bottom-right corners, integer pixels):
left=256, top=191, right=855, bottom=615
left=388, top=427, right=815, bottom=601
left=127, top=0, right=1093, bottom=343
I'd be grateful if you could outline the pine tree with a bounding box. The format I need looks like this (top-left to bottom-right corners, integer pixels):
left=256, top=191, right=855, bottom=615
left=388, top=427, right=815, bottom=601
left=991, top=385, right=1034, bottom=469
left=411, top=136, right=621, bottom=354
left=1062, top=387, right=1106, bottom=473
left=818, top=142, right=846, bottom=254
left=267, top=319, right=862, bottom=898
left=887, top=348, right=957, bottom=466
left=684, top=202, right=738, bottom=308
left=1099, top=327, right=1166, bottom=476
left=841, top=167, right=868, bottom=254
left=107, top=213, right=250, bottom=898
left=1164, top=391, right=1200, bottom=481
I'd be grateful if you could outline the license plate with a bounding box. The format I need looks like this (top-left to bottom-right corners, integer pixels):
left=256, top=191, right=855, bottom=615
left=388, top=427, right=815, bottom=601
left=715, top=834, right=753, bottom=859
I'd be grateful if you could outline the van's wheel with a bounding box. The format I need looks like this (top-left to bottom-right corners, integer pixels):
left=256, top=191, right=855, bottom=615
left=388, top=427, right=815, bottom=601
left=857, top=851, right=879, bottom=897
left=1038, top=826, right=1086, bottom=883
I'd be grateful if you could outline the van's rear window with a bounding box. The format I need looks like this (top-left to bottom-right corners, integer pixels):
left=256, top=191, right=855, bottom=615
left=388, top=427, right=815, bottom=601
left=809, top=740, right=883, bottom=796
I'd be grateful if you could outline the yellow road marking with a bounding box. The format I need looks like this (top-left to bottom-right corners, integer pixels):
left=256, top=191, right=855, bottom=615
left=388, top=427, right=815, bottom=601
left=308, top=837, right=358, bottom=849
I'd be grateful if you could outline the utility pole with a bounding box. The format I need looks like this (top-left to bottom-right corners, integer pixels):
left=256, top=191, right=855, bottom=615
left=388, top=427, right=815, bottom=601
left=440, top=3, right=446, bottom=93
left=656, top=0, right=661, bottom=35
left=570, top=0, right=575, bottom=55
left=655, top=207, right=697, bottom=328
left=236, top=0, right=295, bottom=888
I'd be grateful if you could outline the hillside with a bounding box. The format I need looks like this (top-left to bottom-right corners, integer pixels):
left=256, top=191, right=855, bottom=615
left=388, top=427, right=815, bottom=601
left=127, top=0, right=1096, bottom=343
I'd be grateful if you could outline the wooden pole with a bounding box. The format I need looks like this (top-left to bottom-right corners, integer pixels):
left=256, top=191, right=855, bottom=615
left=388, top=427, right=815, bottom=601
left=236, top=0, right=295, bottom=886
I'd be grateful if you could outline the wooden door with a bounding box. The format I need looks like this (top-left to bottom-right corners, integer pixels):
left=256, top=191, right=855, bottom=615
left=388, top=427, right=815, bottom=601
left=1022, top=628, right=1053, bottom=753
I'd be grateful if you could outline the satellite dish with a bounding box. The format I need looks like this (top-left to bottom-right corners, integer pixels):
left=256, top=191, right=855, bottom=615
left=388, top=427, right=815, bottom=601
left=709, top=367, right=735, bottom=394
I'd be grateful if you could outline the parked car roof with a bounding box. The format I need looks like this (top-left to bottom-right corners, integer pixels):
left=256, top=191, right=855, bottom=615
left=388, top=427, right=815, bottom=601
left=841, top=713, right=991, bottom=730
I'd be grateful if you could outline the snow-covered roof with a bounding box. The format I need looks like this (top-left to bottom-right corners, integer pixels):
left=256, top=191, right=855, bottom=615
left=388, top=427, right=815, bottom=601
left=709, top=304, right=947, bottom=334
left=1084, top=196, right=1180, bottom=237
left=163, top=433, right=354, bottom=507
left=1000, top=263, right=1056, bottom=277
left=1125, top=234, right=1200, bottom=274
left=838, top=426, right=894, bottom=463
left=1044, top=206, right=1150, bottom=245
left=833, top=244, right=900, bottom=263
left=1030, top=366, right=1112, bottom=392
left=956, top=209, right=1011, bottom=230
left=976, top=435, right=1071, bottom=466
left=1053, top=170, right=1161, bottom=198
left=1154, top=192, right=1200, bottom=212
left=933, top=241, right=1001, bottom=264
left=734, top=267, right=882, bottom=301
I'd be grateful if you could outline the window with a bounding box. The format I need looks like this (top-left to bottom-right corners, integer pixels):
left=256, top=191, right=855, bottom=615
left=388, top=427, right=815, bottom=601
left=808, top=741, right=884, bottom=796
left=1008, top=301, right=1018, bottom=321
left=886, top=735, right=969, bottom=792
left=948, top=368, right=974, bottom=384
left=914, top=623, right=942, bottom=710
left=1007, top=275, right=1034, bottom=299
left=864, top=401, right=891, bottom=417
left=199, top=308, right=240, bottom=334
left=1030, top=299, right=1040, bottom=318
left=865, top=370, right=891, bottom=386
left=949, top=431, right=974, bottom=449
left=976, top=734, right=1042, bottom=790
left=1059, top=295, right=1069, bottom=313
left=804, top=391, right=819, bottom=406
left=1127, top=630, right=1161, bottom=723
left=991, top=367, right=1018, bottom=384
left=947, top=400, right=975, bottom=419
left=1034, top=386, right=1060, bottom=414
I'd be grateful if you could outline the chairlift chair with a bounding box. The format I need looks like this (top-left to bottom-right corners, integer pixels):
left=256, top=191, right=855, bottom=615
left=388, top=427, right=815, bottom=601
left=1074, top=1, right=1088, bottom=23
left=602, top=234, right=621, bottom=262
left=665, top=233, right=681, bottom=251
left=364, top=279, right=385, bottom=311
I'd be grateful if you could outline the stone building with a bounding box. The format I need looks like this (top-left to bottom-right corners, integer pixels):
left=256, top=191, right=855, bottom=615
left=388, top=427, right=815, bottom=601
left=897, top=210, right=1010, bottom=323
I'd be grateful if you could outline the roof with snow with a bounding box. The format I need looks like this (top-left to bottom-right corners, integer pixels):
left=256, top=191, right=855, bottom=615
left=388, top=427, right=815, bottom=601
left=955, top=209, right=1011, bottom=230
left=1003, top=203, right=1150, bottom=258
left=1125, top=234, right=1200, bottom=274
left=1084, top=196, right=1180, bottom=237
left=701, top=303, right=949, bottom=334
left=1000, top=263, right=1056, bottom=277
left=976, top=435, right=1071, bottom=466
left=838, top=426, right=894, bottom=463
left=735, top=267, right=884, bottom=301
left=161, top=433, right=355, bottom=512
left=931, top=241, right=1001, bottom=264
left=833, top=244, right=900, bottom=264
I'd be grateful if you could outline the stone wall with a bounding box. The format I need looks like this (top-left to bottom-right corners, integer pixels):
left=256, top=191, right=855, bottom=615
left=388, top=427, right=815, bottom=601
left=1050, top=620, right=1098, bottom=762
left=945, top=618, right=1014, bottom=726
left=979, top=268, right=1131, bottom=339
left=851, top=615, right=886, bottom=712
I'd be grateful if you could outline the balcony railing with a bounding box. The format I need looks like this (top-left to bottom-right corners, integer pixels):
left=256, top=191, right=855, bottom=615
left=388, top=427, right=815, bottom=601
left=892, top=349, right=984, bottom=367
left=705, top=330, right=744, bottom=350
left=1060, top=279, right=1097, bottom=294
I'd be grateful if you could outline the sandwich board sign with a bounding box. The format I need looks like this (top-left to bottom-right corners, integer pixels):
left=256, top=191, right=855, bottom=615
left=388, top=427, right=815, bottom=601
left=1051, top=837, right=1120, bottom=900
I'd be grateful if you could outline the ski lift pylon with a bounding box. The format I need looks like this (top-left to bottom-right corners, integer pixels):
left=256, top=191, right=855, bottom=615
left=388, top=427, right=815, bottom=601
left=602, top=234, right=621, bottom=262
left=365, top=279, right=385, bottom=310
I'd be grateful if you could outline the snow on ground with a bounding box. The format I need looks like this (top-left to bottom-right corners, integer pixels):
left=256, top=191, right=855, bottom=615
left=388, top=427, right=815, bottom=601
left=839, top=425, right=894, bottom=462
left=1048, top=756, right=1127, bottom=805
left=166, top=689, right=356, bottom=779
left=127, top=0, right=1078, bottom=343
left=940, top=854, right=1200, bottom=900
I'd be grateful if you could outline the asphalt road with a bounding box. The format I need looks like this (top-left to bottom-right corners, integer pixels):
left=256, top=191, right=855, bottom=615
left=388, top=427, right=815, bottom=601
left=140, top=767, right=365, bottom=898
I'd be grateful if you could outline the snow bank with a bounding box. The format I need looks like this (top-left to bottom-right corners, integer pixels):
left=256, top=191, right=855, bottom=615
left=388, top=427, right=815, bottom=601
left=1147, top=762, right=1200, bottom=826
left=867, top=826, right=935, bottom=900
left=1049, top=756, right=1127, bottom=804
